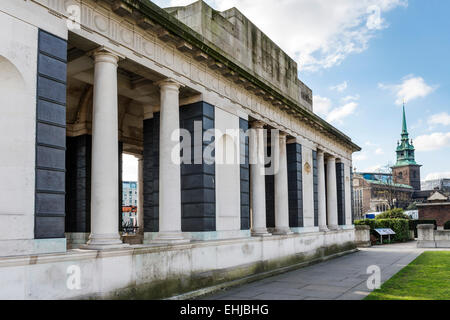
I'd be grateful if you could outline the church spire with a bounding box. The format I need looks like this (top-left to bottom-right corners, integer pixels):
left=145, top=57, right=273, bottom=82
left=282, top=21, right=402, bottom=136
left=402, top=102, right=408, bottom=135
left=395, top=102, right=417, bottom=166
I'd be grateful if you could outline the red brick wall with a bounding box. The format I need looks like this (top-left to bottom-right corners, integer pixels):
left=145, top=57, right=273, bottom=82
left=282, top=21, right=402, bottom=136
left=418, top=205, right=450, bottom=226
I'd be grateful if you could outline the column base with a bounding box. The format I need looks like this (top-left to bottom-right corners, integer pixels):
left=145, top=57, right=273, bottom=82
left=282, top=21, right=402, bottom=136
left=328, top=225, right=339, bottom=231
left=152, top=232, right=190, bottom=245
left=82, top=233, right=128, bottom=250
left=319, top=226, right=330, bottom=232
left=272, top=227, right=293, bottom=235
left=251, top=228, right=272, bottom=237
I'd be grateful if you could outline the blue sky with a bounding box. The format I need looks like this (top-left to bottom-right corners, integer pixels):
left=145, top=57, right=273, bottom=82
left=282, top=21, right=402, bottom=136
left=123, top=0, right=450, bottom=181
left=302, top=0, right=450, bottom=180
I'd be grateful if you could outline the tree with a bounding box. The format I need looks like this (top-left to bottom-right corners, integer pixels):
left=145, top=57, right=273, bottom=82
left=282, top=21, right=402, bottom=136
left=374, top=163, right=402, bottom=210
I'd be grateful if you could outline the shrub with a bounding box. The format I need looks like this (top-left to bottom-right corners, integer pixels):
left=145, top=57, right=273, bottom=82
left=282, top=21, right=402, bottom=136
left=444, top=221, right=450, bottom=230
left=409, top=220, right=437, bottom=237
left=354, top=218, right=410, bottom=243
left=376, top=208, right=410, bottom=220
left=375, top=219, right=410, bottom=242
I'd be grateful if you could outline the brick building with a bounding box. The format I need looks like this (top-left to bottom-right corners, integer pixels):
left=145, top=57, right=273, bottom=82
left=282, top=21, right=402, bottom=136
left=417, top=191, right=450, bottom=228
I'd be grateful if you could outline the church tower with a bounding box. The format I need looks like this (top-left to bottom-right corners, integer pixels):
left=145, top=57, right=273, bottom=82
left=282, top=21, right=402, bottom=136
left=392, top=104, right=422, bottom=190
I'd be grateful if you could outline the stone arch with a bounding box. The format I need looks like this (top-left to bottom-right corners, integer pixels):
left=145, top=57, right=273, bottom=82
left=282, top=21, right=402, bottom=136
left=216, top=133, right=238, bottom=165
left=0, top=56, right=25, bottom=92
left=0, top=55, right=32, bottom=240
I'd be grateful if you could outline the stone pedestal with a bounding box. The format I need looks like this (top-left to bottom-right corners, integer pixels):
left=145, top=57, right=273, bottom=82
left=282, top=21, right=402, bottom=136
left=417, top=224, right=436, bottom=248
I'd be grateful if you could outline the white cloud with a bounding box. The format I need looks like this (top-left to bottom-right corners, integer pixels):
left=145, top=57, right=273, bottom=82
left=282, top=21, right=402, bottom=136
left=362, top=164, right=383, bottom=172
left=379, top=75, right=435, bottom=105
left=314, top=95, right=358, bottom=124
left=330, top=81, right=348, bottom=92
left=353, top=152, right=368, bottom=162
left=341, top=94, right=360, bottom=103
left=375, top=148, right=384, bottom=155
left=414, top=132, right=450, bottom=151
left=313, top=95, right=332, bottom=117
left=428, top=112, right=450, bottom=126
left=156, top=0, right=407, bottom=72
left=326, top=102, right=358, bottom=124
left=425, top=172, right=450, bottom=180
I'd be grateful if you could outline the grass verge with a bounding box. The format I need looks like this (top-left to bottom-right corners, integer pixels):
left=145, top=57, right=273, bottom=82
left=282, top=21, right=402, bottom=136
left=365, top=251, right=450, bottom=300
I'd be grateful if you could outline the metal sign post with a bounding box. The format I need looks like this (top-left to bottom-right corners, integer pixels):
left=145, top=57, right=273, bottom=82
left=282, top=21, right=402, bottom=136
left=374, top=228, right=396, bottom=244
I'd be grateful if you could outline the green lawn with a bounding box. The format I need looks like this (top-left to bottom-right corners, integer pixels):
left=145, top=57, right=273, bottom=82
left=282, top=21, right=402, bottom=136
left=365, top=251, right=450, bottom=300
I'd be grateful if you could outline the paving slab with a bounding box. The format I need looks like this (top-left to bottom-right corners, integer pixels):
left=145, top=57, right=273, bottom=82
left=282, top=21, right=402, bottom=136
left=202, top=241, right=430, bottom=300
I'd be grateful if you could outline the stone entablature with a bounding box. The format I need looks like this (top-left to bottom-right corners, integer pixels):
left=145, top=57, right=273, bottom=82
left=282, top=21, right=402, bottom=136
left=166, top=1, right=312, bottom=110
left=33, top=0, right=359, bottom=161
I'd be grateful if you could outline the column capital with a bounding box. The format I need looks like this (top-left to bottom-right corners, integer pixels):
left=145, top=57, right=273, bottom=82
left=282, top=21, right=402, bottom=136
left=317, top=149, right=325, bottom=156
left=250, top=120, right=265, bottom=129
left=157, top=78, right=183, bottom=90
left=90, top=46, right=124, bottom=64
left=278, top=131, right=288, bottom=139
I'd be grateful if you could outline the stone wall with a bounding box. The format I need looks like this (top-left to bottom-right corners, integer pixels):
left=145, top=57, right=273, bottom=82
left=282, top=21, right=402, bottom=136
left=0, top=230, right=355, bottom=299
left=417, top=224, right=450, bottom=248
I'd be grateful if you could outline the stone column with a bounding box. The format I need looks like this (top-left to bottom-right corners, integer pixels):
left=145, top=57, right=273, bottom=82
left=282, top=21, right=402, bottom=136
left=273, top=132, right=292, bottom=235
left=153, top=79, right=189, bottom=244
left=326, top=155, right=339, bottom=230
left=137, top=155, right=144, bottom=235
left=85, top=50, right=125, bottom=249
left=317, top=150, right=328, bottom=231
left=344, top=161, right=353, bottom=226
left=250, top=121, right=271, bottom=237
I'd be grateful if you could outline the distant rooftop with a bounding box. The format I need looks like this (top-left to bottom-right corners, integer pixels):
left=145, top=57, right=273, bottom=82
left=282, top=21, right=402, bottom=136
left=367, top=179, right=413, bottom=190
left=355, top=172, right=413, bottom=189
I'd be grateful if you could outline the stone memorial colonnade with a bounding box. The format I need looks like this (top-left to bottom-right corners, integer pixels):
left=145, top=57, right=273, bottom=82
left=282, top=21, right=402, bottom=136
left=0, top=0, right=360, bottom=299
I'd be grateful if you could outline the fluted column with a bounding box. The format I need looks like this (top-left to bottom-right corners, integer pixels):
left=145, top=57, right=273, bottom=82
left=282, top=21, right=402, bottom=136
left=273, top=132, right=292, bottom=235
left=317, top=150, right=328, bottom=231
left=85, top=50, right=125, bottom=249
left=153, top=79, right=189, bottom=244
left=326, top=156, right=339, bottom=230
left=250, top=121, right=271, bottom=237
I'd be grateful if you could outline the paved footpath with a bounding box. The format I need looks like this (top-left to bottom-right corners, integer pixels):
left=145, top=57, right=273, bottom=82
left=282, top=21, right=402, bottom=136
left=202, top=242, right=439, bottom=300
